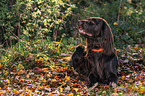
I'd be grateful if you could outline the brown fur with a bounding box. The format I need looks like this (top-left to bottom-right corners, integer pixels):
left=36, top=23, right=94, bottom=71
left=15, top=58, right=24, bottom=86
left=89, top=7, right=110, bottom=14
left=71, top=17, right=118, bottom=86
left=83, top=17, right=115, bottom=55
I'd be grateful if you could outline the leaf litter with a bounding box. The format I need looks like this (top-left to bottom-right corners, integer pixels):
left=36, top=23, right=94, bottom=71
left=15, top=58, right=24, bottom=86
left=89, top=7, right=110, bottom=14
left=0, top=45, right=145, bottom=95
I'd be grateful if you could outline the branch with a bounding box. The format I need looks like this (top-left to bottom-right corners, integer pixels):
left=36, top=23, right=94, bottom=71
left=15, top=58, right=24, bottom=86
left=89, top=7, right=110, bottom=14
left=137, top=30, right=145, bottom=34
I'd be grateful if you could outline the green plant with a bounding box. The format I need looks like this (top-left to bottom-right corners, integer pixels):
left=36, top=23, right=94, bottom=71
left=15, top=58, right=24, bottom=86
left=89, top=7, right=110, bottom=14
left=0, top=0, right=77, bottom=47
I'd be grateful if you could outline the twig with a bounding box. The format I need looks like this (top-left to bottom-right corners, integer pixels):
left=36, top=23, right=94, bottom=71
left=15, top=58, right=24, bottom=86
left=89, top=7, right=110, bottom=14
left=117, top=0, right=122, bottom=23
left=137, top=30, right=145, bottom=34
left=4, top=26, right=20, bottom=40
left=89, top=82, right=98, bottom=91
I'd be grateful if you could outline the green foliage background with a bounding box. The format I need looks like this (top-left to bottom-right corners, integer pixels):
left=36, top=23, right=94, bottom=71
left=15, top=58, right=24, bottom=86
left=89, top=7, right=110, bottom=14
left=0, top=0, right=145, bottom=48
left=0, top=0, right=77, bottom=44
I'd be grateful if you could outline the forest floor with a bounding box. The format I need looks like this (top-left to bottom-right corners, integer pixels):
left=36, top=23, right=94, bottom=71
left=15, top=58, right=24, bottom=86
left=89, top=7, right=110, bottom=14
left=0, top=43, right=144, bottom=96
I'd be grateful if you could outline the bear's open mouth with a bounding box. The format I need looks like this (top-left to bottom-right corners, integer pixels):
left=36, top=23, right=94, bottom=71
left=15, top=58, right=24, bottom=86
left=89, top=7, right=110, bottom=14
left=79, top=29, right=92, bottom=36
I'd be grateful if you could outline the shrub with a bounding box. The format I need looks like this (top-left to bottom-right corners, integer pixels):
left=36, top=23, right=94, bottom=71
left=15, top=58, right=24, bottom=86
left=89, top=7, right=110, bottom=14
left=0, top=0, right=77, bottom=46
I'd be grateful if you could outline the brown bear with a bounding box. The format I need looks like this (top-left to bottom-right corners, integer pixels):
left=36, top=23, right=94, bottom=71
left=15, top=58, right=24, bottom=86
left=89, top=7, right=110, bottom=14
left=71, top=17, right=118, bottom=86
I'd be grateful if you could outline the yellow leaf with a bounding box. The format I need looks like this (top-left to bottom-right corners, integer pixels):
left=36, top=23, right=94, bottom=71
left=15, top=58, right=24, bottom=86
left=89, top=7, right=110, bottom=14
left=51, top=79, right=56, bottom=82
left=59, top=88, right=63, bottom=93
left=0, top=63, right=3, bottom=69
left=61, top=82, right=66, bottom=86
left=18, top=64, right=24, bottom=69
left=70, top=46, right=74, bottom=51
left=137, top=82, right=143, bottom=85
left=34, top=44, right=37, bottom=47
left=32, top=12, right=37, bottom=18
left=139, top=88, right=144, bottom=93
left=73, top=88, right=79, bottom=92
left=116, top=49, right=121, bottom=52
left=6, top=79, right=10, bottom=84
left=140, top=48, right=143, bottom=51
left=19, top=93, right=24, bottom=96
left=113, top=22, right=118, bottom=25
left=65, top=75, right=70, bottom=81
left=42, top=28, right=48, bottom=31
left=69, top=93, right=74, bottom=96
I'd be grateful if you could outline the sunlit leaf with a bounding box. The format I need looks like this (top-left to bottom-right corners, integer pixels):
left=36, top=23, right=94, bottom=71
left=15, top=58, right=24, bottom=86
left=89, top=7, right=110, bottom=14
left=18, top=70, right=24, bottom=75
left=18, top=64, right=24, bottom=69
left=0, top=63, right=3, bottom=69
left=116, top=49, right=121, bottom=52
left=72, top=88, right=79, bottom=92
left=69, top=93, right=74, bottom=96
left=19, top=93, right=24, bottom=96
left=134, top=46, right=139, bottom=50
left=113, top=22, right=118, bottom=25
left=65, top=75, right=70, bottom=81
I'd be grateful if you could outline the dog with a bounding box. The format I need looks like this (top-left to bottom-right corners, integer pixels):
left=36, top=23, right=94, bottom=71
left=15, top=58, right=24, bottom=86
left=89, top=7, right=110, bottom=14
left=71, top=17, right=118, bottom=86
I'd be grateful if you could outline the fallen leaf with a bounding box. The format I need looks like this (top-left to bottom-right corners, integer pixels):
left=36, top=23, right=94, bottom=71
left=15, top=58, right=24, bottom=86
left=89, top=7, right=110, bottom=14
left=18, top=70, right=23, bottom=75
left=69, top=93, right=74, bottom=96
left=134, top=46, right=138, bottom=50
left=18, top=64, right=24, bottom=69
left=111, top=93, right=118, bottom=96
left=113, top=22, right=118, bottom=25
left=0, top=63, right=3, bottom=69
left=72, top=88, right=79, bottom=92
